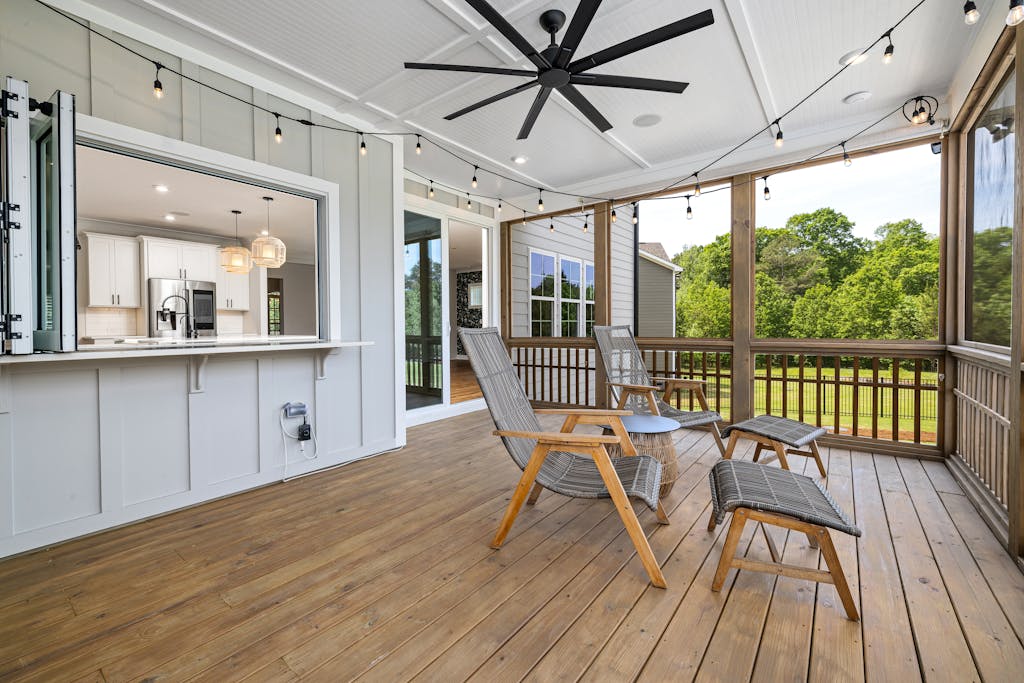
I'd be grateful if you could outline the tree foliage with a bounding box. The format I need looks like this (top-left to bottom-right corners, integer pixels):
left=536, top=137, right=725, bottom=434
left=672, top=207, right=941, bottom=340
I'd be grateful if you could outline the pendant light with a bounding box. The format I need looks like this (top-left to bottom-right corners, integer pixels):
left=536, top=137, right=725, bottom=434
left=250, top=196, right=287, bottom=268
left=582, top=214, right=589, bottom=233
left=685, top=195, right=693, bottom=220
left=220, top=210, right=252, bottom=274
left=537, top=190, right=544, bottom=212
left=415, top=135, right=422, bottom=155
left=882, top=32, right=894, bottom=64
left=632, top=202, right=639, bottom=225
left=1008, top=0, right=1024, bottom=26
left=694, top=173, right=701, bottom=196
left=152, top=62, right=163, bottom=99
left=428, top=181, right=435, bottom=199
left=774, top=120, right=784, bottom=148
left=762, top=177, right=771, bottom=201
left=359, top=133, right=367, bottom=156
left=273, top=113, right=283, bottom=144
left=611, top=203, right=617, bottom=222
left=964, top=2, right=980, bottom=24
left=842, top=142, right=852, bottom=167
left=471, top=166, right=478, bottom=189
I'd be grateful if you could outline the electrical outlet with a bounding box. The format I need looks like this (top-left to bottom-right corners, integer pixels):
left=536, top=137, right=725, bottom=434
left=283, top=402, right=308, bottom=418
left=297, top=423, right=312, bottom=441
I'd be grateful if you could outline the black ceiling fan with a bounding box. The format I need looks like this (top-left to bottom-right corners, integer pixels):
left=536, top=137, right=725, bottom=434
left=404, top=1, right=714, bottom=140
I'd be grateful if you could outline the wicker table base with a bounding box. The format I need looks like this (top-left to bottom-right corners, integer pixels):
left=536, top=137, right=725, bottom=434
left=604, top=428, right=679, bottom=498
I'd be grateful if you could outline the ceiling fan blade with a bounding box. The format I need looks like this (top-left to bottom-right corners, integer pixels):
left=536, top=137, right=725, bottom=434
left=570, top=73, right=688, bottom=93
left=554, top=0, right=603, bottom=68
left=569, top=8, right=714, bottom=74
left=465, top=0, right=550, bottom=70
left=444, top=80, right=539, bottom=121
left=557, top=84, right=612, bottom=132
left=517, top=87, right=552, bottom=140
left=405, top=62, right=536, bottom=77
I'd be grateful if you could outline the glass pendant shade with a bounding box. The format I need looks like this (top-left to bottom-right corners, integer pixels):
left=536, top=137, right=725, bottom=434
left=251, top=235, right=286, bottom=268
left=220, top=245, right=252, bottom=273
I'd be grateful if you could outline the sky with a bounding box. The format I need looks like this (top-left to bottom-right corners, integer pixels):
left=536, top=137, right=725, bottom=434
left=639, top=143, right=942, bottom=257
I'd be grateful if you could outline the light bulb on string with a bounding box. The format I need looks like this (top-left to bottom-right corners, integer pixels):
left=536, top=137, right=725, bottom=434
left=522, top=210, right=528, bottom=226
left=774, top=121, right=784, bottom=148
left=1008, top=0, right=1024, bottom=26
left=466, top=193, right=472, bottom=209
left=497, top=200, right=502, bottom=214
left=763, top=177, right=771, bottom=201
left=415, top=135, right=422, bottom=155
left=882, top=32, right=894, bottom=64
left=273, top=113, right=282, bottom=144
left=611, top=202, right=617, bottom=222
left=152, top=62, right=163, bottom=99
left=842, top=142, right=852, bottom=167
left=685, top=195, right=693, bottom=220
left=583, top=214, right=589, bottom=234
left=537, top=190, right=544, bottom=212
left=964, top=1, right=980, bottom=24
left=549, top=220, right=555, bottom=233
left=359, top=133, right=367, bottom=156
left=632, top=202, right=639, bottom=225
left=471, top=166, right=478, bottom=189
left=428, top=181, right=434, bottom=199
left=694, top=173, right=701, bottom=196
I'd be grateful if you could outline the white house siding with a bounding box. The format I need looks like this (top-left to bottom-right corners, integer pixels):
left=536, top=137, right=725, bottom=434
left=610, top=216, right=635, bottom=329
left=0, top=0, right=401, bottom=557
left=637, top=257, right=677, bottom=337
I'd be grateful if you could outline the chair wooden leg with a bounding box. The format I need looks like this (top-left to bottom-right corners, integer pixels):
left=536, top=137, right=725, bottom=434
left=752, top=443, right=763, bottom=462
left=772, top=440, right=791, bottom=470
left=711, top=423, right=726, bottom=455
left=656, top=501, right=670, bottom=525
left=707, top=508, right=718, bottom=532
left=760, top=522, right=781, bottom=563
left=809, top=440, right=827, bottom=478
left=712, top=509, right=747, bottom=591
left=590, top=446, right=667, bottom=588
left=723, top=431, right=740, bottom=460
left=817, top=528, right=859, bottom=621
left=491, top=444, right=550, bottom=549
left=526, top=482, right=544, bottom=506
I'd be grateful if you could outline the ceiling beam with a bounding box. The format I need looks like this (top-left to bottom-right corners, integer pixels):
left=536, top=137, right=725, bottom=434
left=722, top=0, right=778, bottom=144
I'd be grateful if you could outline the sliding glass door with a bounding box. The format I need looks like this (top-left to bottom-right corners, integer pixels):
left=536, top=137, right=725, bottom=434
left=404, top=211, right=445, bottom=409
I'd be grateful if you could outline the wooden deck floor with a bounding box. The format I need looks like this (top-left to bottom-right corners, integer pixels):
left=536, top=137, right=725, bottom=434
left=2, top=411, right=1023, bottom=682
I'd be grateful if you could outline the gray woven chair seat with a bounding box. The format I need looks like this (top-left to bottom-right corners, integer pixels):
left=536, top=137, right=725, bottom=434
left=529, top=447, right=662, bottom=510
left=708, top=460, right=861, bottom=537
left=720, top=414, right=827, bottom=448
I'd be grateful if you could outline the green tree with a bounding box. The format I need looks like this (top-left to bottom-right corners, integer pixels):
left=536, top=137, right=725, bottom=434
left=754, top=271, right=793, bottom=338
left=676, top=281, right=730, bottom=337
left=785, top=208, right=867, bottom=286
left=969, top=225, right=1012, bottom=346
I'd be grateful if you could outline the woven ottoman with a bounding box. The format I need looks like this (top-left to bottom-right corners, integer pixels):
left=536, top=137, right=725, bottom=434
left=720, top=415, right=828, bottom=477
left=707, top=459, right=862, bottom=620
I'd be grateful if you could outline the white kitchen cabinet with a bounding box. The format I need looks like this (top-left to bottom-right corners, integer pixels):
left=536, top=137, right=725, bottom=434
left=216, top=269, right=251, bottom=311
left=84, top=233, right=140, bottom=308
left=141, top=237, right=218, bottom=282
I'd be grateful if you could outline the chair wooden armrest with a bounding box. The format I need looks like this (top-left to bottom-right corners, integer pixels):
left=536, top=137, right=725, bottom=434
left=492, top=430, right=621, bottom=447
left=651, top=377, right=712, bottom=411
left=534, top=408, right=633, bottom=416
left=650, top=376, right=707, bottom=387
left=608, top=381, right=662, bottom=392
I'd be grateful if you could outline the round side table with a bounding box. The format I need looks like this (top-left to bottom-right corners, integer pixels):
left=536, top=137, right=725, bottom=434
left=603, top=415, right=681, bottom=498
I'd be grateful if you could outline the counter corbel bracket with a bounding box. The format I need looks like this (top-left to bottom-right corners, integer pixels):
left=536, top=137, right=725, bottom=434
left=189, top=354, right=209, bottom=394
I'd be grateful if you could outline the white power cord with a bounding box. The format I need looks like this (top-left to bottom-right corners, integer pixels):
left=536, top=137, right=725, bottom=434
left=280, top=411, right=318, bottom=479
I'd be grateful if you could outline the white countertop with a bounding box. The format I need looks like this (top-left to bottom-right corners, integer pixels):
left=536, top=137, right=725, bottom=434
left=0, top=337, right=373, bottom=364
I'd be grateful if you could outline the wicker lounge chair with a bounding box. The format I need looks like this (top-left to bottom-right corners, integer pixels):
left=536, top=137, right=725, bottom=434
left=593, top=325, right=726, bottom=454
left=459, top=327, right=669, bottom=588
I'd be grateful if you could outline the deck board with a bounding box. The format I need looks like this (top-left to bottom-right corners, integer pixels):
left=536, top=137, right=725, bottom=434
left=0, top=410, right=1021, bottom=682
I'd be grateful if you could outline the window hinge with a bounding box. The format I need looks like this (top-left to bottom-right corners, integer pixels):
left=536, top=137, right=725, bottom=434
left=1, top=90, right=19, bottom=119
left=0, top=314, right=23, bottom=340
left=0, top=201, right=21, bottom=243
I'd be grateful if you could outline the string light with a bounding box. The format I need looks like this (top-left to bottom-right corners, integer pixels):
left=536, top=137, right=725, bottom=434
left=964, top=1, right=980, bottom=24
left=685, top=195, right=693, bottom=220
left=882, top=31, right=894, bottom=64
left=522, top=210, right=528, bottom=225
left=694, top=173, right=701, bottom=196
left=611, top=203, right=617, bottom=222
left=497, top=200, right=502, bottom=214
left=583, top=214, right=589, bottom=233
left=152, top=62, right=163, bottom=99
left=537, top=190, right=544, bottom=212
left=774, top=120, right=784, bottom=148
left=415, top=135, right=422, bottom=155
left=1008, top=0, right=1024, bottom=26
left=842, top=142, right=852, bottom=167
left=466, top=193, right=472, bottom=209
left=471, top=166, right=478, bottom=189
left=274, top=113, right=282, bottom=144
left=549, top=220, right=555, bottom=233
left=359, top=133, right=367, bottom=156
left=763, top=176, right=771, bottom=200
left=632, top=202, right=639, bottom=225
left=428, top=181, right=434, bottom=198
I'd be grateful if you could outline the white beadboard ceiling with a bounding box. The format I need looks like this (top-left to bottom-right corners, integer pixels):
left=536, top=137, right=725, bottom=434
left=107, top=0, right=997, bottom=209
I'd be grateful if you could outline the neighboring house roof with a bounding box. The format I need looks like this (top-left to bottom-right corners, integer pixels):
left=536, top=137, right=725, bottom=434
left=638, top=242, right=682, bottom=272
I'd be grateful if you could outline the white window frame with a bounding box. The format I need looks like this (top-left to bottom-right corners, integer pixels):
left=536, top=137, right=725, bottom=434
left=528, top=248, right=595, bottom=338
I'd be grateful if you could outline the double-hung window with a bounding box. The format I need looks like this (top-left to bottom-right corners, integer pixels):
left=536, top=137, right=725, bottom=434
left=530, top=249, right=595, bottom=337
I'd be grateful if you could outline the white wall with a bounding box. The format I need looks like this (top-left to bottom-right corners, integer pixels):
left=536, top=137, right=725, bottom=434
left=0, top=0, right=400, bottom=557
left=268, top=262, right=317, bottom=335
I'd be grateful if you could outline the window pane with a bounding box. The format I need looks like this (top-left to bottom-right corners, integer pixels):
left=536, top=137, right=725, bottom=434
left=586, top=302, right=595, bottom=337
left=531, top=252, right=555, bottom=297
left=561, top=259, right=581, bottom=300
left=585, top=264, right=595, bottom=302
left=752, top=144, right=940, bottom=340
left=967, top=72, right=1014, bottom=347
left=532, top=299, right=553, bottom=337
left=561, top=301, right=580, bottom=337
left=640, top=186, right=731, bottom=337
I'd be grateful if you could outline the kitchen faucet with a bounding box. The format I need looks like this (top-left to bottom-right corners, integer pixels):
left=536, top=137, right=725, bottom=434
left=158, top=293, right=195, bottom=339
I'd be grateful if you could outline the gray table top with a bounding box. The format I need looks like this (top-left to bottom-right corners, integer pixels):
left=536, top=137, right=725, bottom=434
left=604, top=415, right=680, bottom=434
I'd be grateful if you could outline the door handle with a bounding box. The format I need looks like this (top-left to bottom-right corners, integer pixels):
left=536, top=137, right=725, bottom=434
left=111, top=294, right=115, bottom=305
left=117, top=294, right=120, bottom=305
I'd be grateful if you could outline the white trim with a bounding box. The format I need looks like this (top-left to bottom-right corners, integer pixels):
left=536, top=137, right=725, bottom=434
left=639, top=249, right=682, bottom=272
left=390, top=135, right=407, bottom=447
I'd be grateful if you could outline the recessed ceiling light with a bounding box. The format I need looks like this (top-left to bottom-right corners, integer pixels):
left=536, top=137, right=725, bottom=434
left=632, top=113, right=662, bottom=127
left=511, top=155, right=528, bottom=164
left=163, top=214, right=176, bottom=221
left=153, top=184, right=169, bottom=193
left=839, top=48, right=869, bottom=66
left=843, top=91, right=872, bottom=104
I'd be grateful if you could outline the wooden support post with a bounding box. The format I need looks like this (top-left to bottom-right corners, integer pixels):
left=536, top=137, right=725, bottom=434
left=941, top=132, right=960, bottom=458
left=594, top=202, right=612, bottom=408
left=731, top=174, right=755, bottom=422
left=500, top=220, right=513, bottom=341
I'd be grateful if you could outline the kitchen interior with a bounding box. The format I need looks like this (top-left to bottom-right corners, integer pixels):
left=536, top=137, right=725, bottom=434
left=75, top=145, right=319, bottom=348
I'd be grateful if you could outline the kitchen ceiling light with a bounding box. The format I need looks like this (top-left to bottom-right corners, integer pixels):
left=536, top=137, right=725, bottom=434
left=839, top=48, right=869, bottom=66
left=250, top=196, right=286, bottom=268
left=220, top=209, right=252, bottom=274
left=153, top=184, right=169, bottom=193
left=511, top=155, right=528, bottom=164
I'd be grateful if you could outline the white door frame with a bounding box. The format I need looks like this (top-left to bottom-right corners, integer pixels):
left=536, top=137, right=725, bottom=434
left=402, top=194, right=498, bottom=426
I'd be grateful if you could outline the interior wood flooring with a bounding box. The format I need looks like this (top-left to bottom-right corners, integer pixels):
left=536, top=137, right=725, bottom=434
left=1, top=410, right=1023, bottom=682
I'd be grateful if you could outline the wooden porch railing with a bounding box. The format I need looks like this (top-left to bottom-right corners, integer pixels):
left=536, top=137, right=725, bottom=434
left=506, top=337, right=944, bottom=454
